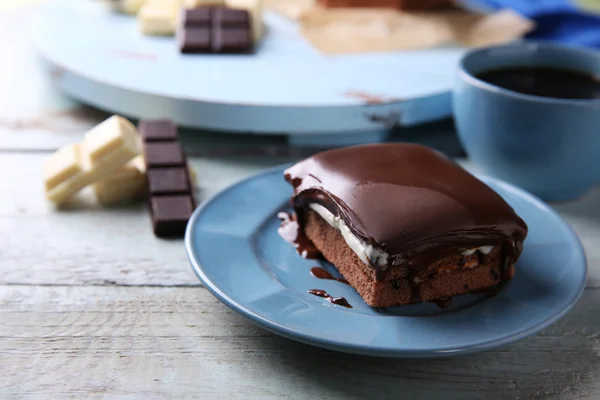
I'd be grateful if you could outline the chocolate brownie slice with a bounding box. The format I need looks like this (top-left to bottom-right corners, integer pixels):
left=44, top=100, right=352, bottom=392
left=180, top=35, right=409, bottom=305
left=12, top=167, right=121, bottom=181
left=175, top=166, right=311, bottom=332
left=281, top=143, right=527, bottom=307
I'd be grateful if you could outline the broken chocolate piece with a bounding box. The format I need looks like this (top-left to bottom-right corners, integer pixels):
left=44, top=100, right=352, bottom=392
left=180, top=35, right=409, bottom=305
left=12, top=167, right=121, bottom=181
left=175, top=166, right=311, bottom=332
left=178, top=6, right=253, bottom=54
left=139, top=119, right=196, bottom=238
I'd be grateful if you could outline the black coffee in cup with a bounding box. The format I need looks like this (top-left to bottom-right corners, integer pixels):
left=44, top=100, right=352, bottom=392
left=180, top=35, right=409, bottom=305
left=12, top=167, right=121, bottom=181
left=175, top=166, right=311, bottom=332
left=477, top=67, right=600, bottom=99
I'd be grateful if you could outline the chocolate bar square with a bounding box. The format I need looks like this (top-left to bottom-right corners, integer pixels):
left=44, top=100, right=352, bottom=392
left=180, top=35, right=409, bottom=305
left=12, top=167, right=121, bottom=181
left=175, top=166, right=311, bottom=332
left=148, top=167, right=191, bottom=195
left=181, top=7, right=212, bottom=27
left=150, top=195, right=194, bottom=237
left=138, top=120, right=178, bottom=142
left=179, top=28, right=212, bottom=53
left=212, top=28, right=252, bottom=53
left=214, top=7, right=251, bottom=26
left=178, top=6, right=253, bottom=54
left=143, top=142, right=185, bottom=168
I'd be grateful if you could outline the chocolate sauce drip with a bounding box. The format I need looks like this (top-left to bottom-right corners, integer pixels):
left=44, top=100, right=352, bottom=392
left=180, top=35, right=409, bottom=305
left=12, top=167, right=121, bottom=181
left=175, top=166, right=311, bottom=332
left=284, top=144, right=527, bottom=274
left=310, top=267, right=349, bottom=284
left=307, top=289, right=352, bottom=308
left=277, top=212, right=320, bottom=259
left=432, top=297, right=452, bottom=308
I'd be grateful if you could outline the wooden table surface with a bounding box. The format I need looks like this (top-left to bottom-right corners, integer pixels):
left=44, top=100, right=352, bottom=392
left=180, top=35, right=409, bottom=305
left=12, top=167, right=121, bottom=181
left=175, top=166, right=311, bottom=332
left=3, top=3, right=600, bottom=400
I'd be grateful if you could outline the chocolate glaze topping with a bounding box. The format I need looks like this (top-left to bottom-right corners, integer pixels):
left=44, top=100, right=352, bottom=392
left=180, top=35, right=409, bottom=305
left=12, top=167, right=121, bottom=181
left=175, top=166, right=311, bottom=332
left=284, top=144, right=528, bottom=274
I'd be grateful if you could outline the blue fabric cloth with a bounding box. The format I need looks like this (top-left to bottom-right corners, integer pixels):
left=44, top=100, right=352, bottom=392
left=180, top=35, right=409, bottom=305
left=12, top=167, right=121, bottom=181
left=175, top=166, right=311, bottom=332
left=472, top=0, right=600, bottom=49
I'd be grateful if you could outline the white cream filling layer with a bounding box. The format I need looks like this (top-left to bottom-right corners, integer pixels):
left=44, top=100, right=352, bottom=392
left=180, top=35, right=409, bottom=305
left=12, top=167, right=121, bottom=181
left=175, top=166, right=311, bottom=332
left=309, top=203, right=495, bottom=268
left=461, top=246, right=494, bottom=256
left=309, top=204, right=388, bottom=268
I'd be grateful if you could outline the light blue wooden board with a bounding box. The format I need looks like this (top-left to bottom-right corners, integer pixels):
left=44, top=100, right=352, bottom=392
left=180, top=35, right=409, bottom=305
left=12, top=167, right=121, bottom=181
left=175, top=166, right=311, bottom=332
left=32, top=0, right=467, bottom=141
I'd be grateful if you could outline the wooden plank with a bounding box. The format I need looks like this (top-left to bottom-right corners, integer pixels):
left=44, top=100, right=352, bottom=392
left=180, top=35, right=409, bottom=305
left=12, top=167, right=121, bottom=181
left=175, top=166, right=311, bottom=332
left=1, top=285, right=599, bottom=399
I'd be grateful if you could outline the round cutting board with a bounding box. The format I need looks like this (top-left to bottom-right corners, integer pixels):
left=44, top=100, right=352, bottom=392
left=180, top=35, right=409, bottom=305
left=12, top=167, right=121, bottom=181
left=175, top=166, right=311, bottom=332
left=32, top=0, right=466, bottom=142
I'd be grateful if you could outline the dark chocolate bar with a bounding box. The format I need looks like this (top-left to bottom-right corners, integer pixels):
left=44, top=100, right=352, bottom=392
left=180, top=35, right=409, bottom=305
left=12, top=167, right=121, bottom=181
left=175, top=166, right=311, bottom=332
left=178, top=6, right=253, bottom=54
left=139, top=119, right=196, bottom=238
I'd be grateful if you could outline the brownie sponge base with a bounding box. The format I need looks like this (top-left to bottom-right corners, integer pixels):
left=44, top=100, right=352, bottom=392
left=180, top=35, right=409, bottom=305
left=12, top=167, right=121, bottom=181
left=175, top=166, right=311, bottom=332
left=303, top=210, right=514, bottom=307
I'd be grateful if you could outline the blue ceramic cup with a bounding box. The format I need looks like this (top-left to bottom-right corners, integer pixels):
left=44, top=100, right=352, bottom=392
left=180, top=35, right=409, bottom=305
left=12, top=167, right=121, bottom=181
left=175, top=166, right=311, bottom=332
left=453, top=42, right=600, bottom=201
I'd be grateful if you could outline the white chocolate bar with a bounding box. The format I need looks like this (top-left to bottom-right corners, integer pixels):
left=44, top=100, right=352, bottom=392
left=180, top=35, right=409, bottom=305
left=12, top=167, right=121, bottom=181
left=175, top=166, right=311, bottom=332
left=183, top=0, right=225, bottom=8
left=225, top=0, right=263, bottom=42
left=44, top=116, right=140, bottom=205
left=138, top=0, right=181, bottom=36
left=94, top=156, right=147, bottom=205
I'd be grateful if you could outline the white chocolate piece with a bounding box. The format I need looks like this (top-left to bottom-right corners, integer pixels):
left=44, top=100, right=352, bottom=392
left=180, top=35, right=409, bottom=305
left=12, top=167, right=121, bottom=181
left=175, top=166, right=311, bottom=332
left=183, top=0, right=225, bottom=8
left=84, top=116, right=138, bottom=166
left=94, top=156, right=147, bottom=205
left=44, top=116, right=140, bottom=205
left=104, top=0, right=146, bottom=15
left=83, top=117, right=140, bottom=184
left=225, top=0, right=263, bottom=42
left=44, top=144, right=91, bottom=205
left=138, top=0, right=181, bottom=36
left=44, top=144, right=83, bottom=192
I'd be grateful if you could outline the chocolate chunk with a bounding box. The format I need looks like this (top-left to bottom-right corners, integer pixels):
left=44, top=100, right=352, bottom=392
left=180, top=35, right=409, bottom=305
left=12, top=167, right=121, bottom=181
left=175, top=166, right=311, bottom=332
left=138, top=120, right=178, bottom=142
left=143, top=142, right=185, bottom=168
left=178, top=6, right=253, bottom=54
left=148, top=167, right=191, bottom=195
left=150, top=195, right=194, bottom=237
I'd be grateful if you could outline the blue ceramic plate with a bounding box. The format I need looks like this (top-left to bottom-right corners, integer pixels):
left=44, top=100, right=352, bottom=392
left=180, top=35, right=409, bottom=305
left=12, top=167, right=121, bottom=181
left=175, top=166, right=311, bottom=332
left=185, top=166, right=587, bottom=358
